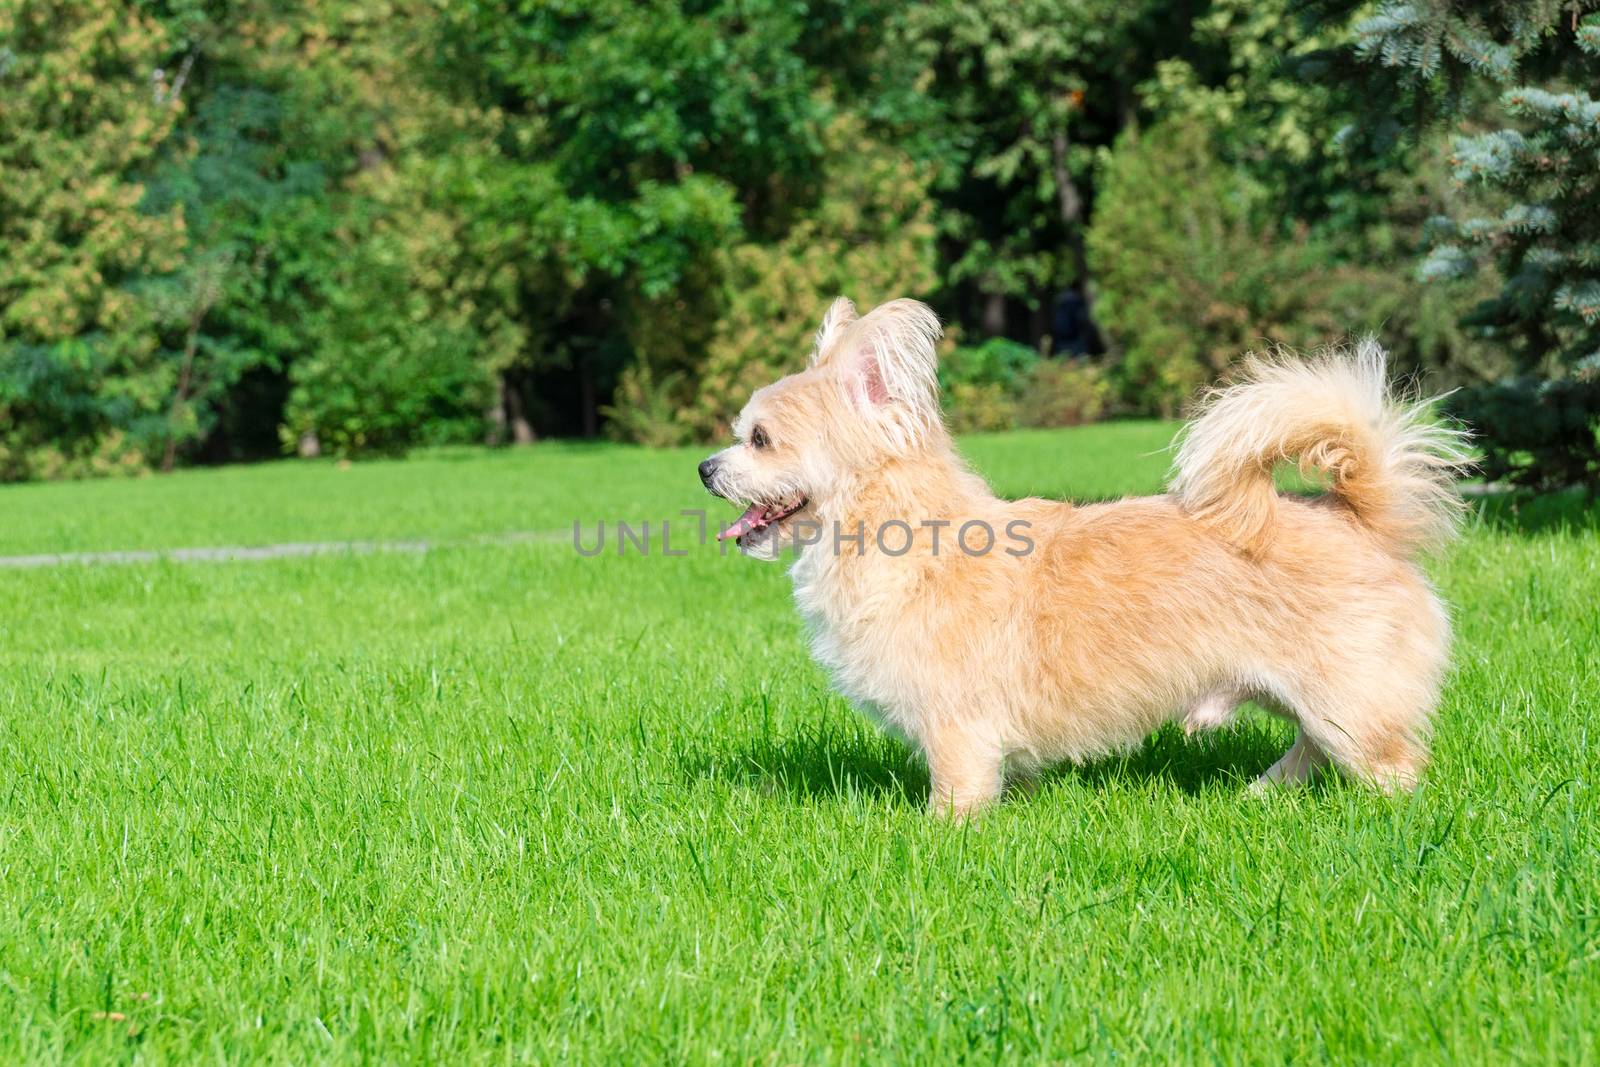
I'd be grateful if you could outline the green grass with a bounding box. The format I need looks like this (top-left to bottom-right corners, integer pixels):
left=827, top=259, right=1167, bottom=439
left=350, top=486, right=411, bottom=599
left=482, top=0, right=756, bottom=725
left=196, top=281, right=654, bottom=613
left=0, top=423, right=1596, bottom=1063
left=0, top=423, right=1175, bottom=556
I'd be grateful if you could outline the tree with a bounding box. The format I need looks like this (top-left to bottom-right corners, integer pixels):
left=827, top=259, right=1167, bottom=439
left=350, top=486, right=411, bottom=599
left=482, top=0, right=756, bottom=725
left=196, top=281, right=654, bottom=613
left=1141, top=0, right=1395, bottom=241
left=0, top=0, right=186, bottom=479
left=659, top=113, right=943, bottom=443
left=140, top=76, right=334, bottom=467
left=1089, top=119, right=1388, bottom=415
left=139, top=0, right=546, bottom=458
left=1323, top=0, right=1600, bottom=489
left=892, top=0, right=1180, bottom=343
left=433, top=0, right=862, bottom=438
left=1089, top=0, right=1499, bottom=413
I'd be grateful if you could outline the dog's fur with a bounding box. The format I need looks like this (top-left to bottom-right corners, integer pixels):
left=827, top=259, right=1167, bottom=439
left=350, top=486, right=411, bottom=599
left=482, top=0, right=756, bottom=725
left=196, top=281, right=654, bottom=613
left=699, top=297, right=1471, bottom=814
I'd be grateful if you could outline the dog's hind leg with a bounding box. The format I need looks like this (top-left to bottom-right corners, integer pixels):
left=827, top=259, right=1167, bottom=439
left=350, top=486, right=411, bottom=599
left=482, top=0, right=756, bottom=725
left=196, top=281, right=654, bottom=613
left=1249, top=731, right=1329, bottom=792
left=1262, top=675, right=1433, bottom=794
left=1284, top=636, right=1441, bottom=793
left=1003, top=752, right=1046, bottom=799
left=1277, top=588, right=1446, bottom=793
left=1297, top=699, right=1429, bottom=794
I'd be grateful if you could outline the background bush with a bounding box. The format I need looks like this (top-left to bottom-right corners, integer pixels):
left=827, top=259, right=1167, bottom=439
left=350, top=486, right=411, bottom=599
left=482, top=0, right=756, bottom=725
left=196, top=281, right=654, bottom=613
left=1450, top=373, right=1600, bottom=493
left=1020, top=360, right=1112, bottom=428
left=937, top=338, right=1110, bottom=432
left=940, top=338, right=1037, bottom=432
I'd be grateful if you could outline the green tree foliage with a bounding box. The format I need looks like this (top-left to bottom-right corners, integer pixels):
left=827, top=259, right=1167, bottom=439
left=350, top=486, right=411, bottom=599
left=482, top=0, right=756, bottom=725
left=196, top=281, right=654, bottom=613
left=1089, top=120, right=1361, bottom=414
left=1322, top=0, right=1600, bottom=488
left=0, top=0, right=1567, bottom=476
left=895, top=0, right=1177, bottom=337
left=1141, top=0, right=1389, bottom=236
left=1090, top=115, right=1498, bottom=415
left=140, top=75, right=331, bottom=467
left=0, top=0, right=186, bottom=478
left=667, top=115, right=943, bottom=442
left=241, top=0, right=514, bottom=457
left=432, top=0, right=856, bottom=438
left=1089, top=0, right=1501, bottom=416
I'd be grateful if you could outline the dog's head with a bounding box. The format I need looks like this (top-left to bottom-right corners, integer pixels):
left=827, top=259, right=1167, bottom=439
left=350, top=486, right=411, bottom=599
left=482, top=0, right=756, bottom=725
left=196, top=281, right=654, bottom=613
left=698, top=297, right=945, bottom=559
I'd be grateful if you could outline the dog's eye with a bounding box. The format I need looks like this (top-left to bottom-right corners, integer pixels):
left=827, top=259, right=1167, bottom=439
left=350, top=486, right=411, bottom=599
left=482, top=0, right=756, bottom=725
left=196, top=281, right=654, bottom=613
left=750, top=425, right=770, bottom=449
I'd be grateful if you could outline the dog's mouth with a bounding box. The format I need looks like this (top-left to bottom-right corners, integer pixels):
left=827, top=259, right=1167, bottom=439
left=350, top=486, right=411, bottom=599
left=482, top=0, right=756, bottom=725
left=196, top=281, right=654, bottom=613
left=716, top=493, right=809, bottom=543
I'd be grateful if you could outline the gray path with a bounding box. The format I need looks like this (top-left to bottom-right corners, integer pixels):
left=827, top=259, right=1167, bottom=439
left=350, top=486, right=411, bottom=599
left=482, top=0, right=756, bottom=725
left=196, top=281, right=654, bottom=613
left=0, top=530, right=564, bottom=570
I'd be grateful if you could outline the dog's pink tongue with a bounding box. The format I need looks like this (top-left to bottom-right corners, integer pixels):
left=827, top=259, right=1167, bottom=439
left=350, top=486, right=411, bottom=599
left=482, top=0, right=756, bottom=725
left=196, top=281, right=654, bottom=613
left=717, top=504, right=767, bottom=541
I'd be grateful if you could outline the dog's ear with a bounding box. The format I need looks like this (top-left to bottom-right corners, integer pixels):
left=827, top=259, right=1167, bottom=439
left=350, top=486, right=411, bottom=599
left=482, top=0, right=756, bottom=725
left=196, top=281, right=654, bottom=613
left=836, top=299, right=943, bottom=441
left=810, top=297, right=857, bottom=365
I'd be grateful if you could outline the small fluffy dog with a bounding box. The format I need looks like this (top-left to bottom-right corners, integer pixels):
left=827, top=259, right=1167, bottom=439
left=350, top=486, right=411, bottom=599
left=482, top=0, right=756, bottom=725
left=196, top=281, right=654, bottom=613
left=698, top=297, right=1469, bottom=814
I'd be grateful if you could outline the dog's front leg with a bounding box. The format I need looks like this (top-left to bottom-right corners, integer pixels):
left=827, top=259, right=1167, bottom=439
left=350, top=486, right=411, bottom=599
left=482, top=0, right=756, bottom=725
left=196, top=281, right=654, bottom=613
left=924, top=720, right=1004, bottom=817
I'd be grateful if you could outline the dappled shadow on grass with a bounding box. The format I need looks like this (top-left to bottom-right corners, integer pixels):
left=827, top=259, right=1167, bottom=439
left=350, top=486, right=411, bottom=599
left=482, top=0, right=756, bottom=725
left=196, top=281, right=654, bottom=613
left=1468, top=488, right=1600, bottom=536
left=684, top=711, right=1299, bottom=807
left=683, top=723, right=928, bottom=805
left=1054, top=719, right=1292, bottom=796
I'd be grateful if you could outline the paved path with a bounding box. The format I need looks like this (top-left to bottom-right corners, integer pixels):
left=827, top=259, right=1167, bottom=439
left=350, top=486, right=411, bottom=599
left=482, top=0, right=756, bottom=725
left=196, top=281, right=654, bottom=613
left=0, top=530, right=565, bottom=570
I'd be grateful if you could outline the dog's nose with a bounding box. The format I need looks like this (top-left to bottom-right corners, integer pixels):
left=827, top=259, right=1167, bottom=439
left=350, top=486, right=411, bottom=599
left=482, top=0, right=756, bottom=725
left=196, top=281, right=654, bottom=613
left=698, top=458, right=717, bottom=489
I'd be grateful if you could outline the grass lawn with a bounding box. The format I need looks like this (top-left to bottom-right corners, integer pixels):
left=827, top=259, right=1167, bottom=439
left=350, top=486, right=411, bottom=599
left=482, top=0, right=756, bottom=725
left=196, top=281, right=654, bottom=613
left=0, top=422, right=1596, bottom=1063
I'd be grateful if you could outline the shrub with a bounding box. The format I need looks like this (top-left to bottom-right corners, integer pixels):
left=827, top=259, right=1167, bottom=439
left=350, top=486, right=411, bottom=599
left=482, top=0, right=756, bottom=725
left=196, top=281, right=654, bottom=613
left=1089, top=120, right=1378, bottom=416
left=603, top=364, right=696, bottom=449
left=940, top=338, right=1039, bottom=398
left=282, top=330, right=490, bottom=457
left=1451, top=372, right=1600, bottom=493
left=282, top=240, right=493, bottom=456
left=939, top=338, right=1037, bottom=432
left=937, top=339, right=1111, bottom=432
left=1018, top=360, right=1111, bottom=428
left=943, top=382, right=1019, bottom=433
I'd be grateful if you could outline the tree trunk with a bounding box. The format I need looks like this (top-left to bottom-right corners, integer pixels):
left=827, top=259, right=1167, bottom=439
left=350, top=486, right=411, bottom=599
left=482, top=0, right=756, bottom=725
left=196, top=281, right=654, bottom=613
left=578, top=356, right=598, bottom=438
left=981, top=291, right=1007, bottom=337
left=505, top=378, right=536, bottom=444
left=1030, top=299, right=1052, bottom=354
left=486, top=373, right=508, bottom=445
left=298, top=432, right=321, bottom=459
left=161, top=304, right=209, bottom=472
left=1050, top=128, right=1090, bottom=291
left=1051, top=125, right=1105, bottom=361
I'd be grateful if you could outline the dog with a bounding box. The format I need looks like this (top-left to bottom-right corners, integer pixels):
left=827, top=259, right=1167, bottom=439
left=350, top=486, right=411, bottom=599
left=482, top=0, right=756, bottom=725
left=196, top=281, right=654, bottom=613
left=697, top=297, right=1470, bottom=814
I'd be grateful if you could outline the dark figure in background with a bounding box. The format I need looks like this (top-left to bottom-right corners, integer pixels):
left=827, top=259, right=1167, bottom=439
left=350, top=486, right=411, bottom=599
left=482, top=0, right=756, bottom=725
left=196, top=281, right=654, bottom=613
left=1051, top=285, right=1097, bottom=358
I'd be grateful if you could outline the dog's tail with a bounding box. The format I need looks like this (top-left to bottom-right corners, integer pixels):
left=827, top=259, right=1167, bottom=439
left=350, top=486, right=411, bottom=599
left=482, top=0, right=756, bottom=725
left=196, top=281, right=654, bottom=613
left=1170, top=340, right=1471, bottom=558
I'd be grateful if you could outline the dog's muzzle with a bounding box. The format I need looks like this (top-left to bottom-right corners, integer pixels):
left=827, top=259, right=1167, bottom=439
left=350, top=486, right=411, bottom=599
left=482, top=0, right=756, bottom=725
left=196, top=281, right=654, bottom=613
left=698, top=458, right=720, bottom=494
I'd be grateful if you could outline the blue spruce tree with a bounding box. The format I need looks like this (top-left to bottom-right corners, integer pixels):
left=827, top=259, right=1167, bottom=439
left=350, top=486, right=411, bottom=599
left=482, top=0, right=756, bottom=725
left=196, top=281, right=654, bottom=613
left=1326, top=0, right=1600, bottom=490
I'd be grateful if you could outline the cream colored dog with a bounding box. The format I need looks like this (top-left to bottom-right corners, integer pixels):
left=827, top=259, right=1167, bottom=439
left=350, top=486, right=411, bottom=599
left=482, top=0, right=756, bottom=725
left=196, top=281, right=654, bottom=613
left=697, top=297, right=1470, bottom=814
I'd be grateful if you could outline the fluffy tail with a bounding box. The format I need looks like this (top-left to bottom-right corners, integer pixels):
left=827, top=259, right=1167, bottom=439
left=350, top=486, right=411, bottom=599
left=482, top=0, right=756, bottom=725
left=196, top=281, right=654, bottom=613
left=1170, top=340, right=1471, bottom=558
